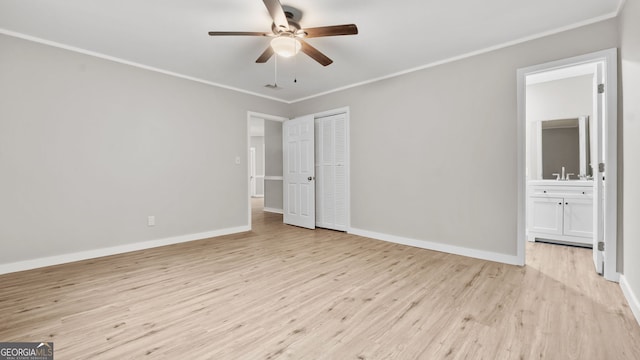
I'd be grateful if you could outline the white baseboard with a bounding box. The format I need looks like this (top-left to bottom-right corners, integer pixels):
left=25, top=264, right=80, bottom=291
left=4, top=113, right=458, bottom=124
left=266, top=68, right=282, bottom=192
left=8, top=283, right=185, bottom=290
left=349, top=228, right=521, bottom=265
left=620, top=274, right=640, bottom=327
left=263, top=207, right=283, bottom=214
left=0, top=226, right=250, bottom=275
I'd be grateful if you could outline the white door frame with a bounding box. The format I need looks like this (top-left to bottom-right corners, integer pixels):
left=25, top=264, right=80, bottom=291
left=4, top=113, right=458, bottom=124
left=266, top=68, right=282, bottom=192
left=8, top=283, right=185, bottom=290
left=516, top=48, right=618, bottom=281
left=247, top=111, right=288, bottom=229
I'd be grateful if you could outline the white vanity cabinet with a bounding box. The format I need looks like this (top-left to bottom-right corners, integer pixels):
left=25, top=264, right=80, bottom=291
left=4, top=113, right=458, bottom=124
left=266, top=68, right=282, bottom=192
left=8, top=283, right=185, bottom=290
left=527, top=181, right=593, bottom=247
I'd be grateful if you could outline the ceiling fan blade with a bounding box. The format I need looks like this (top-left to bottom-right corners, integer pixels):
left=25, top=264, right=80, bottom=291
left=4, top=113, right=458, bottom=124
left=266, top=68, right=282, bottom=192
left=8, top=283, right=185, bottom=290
left=256, top=46, right=275, bottom=63
left=302, top=24, right=358, bottom=38
left=263, top=0, right=289, bottom=32
left=208, top=31, right=270, bottom=36
left=300, top=40, right=333, bottom=66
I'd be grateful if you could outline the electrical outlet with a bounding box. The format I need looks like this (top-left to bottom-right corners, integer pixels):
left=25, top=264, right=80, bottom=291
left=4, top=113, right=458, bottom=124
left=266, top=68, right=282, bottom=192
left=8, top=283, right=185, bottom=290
left=148, top=216, right=155, bottom=226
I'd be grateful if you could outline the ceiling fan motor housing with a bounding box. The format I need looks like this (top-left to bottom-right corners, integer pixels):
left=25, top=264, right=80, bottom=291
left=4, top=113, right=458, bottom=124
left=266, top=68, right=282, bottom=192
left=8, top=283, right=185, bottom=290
left=272, top=8, right=302, bottom=36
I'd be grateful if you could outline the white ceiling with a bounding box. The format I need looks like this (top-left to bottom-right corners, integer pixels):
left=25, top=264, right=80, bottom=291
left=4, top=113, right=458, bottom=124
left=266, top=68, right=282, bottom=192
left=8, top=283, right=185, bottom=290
left=0, top=0, right=622, bottom=103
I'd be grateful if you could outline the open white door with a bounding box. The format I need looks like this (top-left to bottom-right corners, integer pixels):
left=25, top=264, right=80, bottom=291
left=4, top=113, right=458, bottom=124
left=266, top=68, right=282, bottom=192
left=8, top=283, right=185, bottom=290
left=283, top=115, right=315, bottom=229
left=592, top=62, right=604, bottom=274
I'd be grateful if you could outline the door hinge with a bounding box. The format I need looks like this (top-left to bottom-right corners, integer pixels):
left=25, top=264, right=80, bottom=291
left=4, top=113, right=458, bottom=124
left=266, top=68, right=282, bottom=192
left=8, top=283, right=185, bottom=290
left=598, top=163, right=605, bottom=173
left=598, top=84, right=605, bottom=94
left=598, top=242, right=605, bottom=251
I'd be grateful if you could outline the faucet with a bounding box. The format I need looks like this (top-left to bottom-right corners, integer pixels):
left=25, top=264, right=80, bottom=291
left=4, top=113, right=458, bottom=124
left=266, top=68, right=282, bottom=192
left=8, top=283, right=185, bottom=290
left=552, top=166, right=574, bottom=180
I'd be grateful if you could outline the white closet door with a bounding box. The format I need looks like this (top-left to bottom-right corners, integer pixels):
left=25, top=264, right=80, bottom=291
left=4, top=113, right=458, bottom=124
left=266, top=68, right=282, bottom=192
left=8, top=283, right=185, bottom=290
left=315, top=113, right=347, bottom=231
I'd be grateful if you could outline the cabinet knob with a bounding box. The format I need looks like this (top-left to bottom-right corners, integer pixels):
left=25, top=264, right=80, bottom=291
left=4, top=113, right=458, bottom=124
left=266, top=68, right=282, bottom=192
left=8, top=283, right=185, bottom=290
left=565, top=202, right=568, bottom=205
left=543, top=190, right=547, bottom=193
left=558, top=202, right=562, bottom=205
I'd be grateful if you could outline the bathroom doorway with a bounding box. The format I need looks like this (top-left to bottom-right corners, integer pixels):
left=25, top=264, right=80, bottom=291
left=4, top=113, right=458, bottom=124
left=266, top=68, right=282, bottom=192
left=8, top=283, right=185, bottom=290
left=517, top=49, right=618, bottom=282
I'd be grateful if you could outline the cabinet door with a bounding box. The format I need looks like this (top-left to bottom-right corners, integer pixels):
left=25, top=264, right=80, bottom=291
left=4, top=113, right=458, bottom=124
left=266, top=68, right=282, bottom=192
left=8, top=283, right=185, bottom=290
left=529, top=197, right=564, bottom=235
left=563, top=198, right=593, bottom=238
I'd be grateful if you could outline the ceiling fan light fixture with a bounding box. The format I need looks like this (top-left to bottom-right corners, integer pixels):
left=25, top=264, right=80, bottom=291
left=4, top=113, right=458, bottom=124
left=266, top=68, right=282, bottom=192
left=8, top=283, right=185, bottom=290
left=270, top=36, right=301, bottom=57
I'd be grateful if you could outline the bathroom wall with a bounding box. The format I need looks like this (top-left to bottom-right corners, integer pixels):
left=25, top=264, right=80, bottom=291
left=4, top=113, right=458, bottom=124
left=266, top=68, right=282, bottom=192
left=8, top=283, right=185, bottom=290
left=526, top=75, right=593, bottom=180
left=527, top=75, right=593, bottom=121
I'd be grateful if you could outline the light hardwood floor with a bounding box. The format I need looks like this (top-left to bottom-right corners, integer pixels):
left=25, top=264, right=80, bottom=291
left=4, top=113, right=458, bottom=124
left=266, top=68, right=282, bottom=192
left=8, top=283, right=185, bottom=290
left=1, top=198, right=639, bottom=359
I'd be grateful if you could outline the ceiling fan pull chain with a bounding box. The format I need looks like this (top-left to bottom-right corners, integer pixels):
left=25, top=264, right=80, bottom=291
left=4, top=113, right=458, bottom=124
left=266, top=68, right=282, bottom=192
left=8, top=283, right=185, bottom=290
left=274, top=54, right=278, bottom=87
left=294, top=52, right=298, bottom=83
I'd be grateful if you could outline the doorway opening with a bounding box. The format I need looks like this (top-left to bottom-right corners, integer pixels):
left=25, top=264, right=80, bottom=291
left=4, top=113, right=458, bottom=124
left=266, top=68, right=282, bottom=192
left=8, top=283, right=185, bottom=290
left=247, top=112, right=287, bottom=229
left=517, top=48, right=618, bottom=282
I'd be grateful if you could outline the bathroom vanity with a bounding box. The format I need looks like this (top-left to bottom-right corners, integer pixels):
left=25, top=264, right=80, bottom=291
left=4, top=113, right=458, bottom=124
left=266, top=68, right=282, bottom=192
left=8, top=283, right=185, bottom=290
left=527, top=180, right=593, bottom=247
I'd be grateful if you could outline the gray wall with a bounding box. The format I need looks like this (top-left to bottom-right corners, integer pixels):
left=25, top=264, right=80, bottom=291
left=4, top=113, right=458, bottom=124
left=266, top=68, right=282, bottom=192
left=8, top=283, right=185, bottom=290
left=264, top=120, right=283, bottom=211
left=290, top=19, right=619, bottom=256
left=0, top=34, right=287, bottom=264
left=620, top=0, right=640, bottom=313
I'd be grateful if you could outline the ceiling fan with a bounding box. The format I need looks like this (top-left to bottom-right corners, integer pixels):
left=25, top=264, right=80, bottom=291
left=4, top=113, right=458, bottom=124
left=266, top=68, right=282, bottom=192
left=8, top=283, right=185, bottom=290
left=208, top=0, right=358, bottom=66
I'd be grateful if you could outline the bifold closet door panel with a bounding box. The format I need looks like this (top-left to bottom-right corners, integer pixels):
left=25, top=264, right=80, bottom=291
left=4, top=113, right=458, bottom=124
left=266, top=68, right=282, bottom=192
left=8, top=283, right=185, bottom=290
left=315, top=114, right=347, bottom=231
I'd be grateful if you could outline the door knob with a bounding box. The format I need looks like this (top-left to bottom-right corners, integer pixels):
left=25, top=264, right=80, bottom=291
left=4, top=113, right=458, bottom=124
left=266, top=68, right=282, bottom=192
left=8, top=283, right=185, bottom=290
left=308, top=176, right=314, bottom=181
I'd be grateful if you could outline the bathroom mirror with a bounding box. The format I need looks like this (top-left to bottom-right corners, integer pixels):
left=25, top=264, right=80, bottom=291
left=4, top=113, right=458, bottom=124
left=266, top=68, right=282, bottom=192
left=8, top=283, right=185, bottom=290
left=532, top=116, right=591, bottom=180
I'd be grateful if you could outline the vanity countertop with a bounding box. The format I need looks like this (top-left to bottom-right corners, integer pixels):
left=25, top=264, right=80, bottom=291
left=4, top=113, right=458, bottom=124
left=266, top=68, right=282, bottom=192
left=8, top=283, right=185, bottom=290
left=528, top=179, right=593, bottom=187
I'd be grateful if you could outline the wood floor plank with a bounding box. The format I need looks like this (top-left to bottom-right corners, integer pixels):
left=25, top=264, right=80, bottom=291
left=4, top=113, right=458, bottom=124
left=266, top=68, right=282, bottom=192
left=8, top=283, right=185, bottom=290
left=1, top=198, right=639, bottom=359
